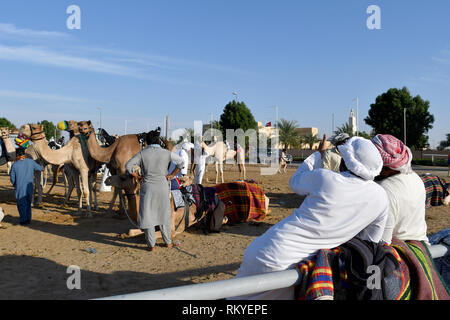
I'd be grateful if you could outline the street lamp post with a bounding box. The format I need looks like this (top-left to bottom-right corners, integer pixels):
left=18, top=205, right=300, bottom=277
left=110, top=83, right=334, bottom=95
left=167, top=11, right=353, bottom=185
left=232, top=92, right=238, bottom=102
left=403, top=108, right=407, bottom=146
left=97, top=107, right=102, bottom=129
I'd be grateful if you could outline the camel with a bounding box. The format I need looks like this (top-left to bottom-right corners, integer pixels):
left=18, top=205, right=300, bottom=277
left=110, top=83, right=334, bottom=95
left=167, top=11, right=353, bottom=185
left=78, top=121, right=175, bottom=215
left=0, top=127, right=16, bottom=171
left=19, top=123, right=97, bottom=216
left=201, top=138, right=246, bottom=184
left=105, top=173, right=226, bottom=240
left=45, top=120, right=98, bottom=209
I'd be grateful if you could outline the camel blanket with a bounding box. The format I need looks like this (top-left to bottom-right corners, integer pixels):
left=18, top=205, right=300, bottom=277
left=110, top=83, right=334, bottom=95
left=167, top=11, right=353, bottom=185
left=213, top=181, right=266, bottom=224
left=391, top=237, right=450, bottom=300
left=419, top=174, right=449, bottom=208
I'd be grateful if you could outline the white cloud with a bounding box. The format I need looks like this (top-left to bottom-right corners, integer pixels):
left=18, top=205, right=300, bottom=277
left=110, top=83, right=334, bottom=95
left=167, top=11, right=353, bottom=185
left=0, top=44, right=145, bottom=78
left=0, top=89, right=93, bottom=103
left=0, top=23, right=68, bottom=39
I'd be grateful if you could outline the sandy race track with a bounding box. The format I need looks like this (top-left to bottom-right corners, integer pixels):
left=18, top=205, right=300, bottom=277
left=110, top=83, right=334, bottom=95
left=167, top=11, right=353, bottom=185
left=0, top=164, right=449, bottom=300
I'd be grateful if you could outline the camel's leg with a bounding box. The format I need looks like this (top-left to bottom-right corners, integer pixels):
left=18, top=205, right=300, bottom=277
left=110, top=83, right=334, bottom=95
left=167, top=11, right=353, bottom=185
left=89, top=171, right=98, bottom=211
left=79, top=171, right=92, bottom=217
left=32, top=171, right=43, bottom=207
left=215, top=162, right=219, bottom=184
left=108, top=187, right=121, bottom=212
left=46, top=165, right=60, bottom=195
left=220, top=162, right=224, bottom=183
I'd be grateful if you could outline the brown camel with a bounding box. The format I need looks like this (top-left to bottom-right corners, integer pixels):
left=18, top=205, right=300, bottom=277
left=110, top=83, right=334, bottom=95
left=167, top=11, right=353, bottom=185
left=77, top=120, right=175, bottom=215
left=19, top=123, right=96, bottom=216
left=105, top=173, right=226, bottom=240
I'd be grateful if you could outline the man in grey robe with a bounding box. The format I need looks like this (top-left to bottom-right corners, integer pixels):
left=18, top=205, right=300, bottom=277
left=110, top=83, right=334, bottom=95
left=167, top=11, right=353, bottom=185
left=126, top=129, right=184, bottom=251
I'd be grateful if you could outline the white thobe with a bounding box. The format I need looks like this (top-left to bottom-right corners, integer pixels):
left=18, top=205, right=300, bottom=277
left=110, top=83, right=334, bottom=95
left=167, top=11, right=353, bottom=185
left=168, top=149, right=189, bottom=177
left=230, top=152, right=389, bottom=300
left=379, top=172, right=429, bottom=245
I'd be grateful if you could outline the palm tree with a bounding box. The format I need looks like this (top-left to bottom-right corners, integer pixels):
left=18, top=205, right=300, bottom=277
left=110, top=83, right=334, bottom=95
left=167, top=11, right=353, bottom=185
left=333, top=123, right=353, bottom=136
left=277, top=119, right=301, bottom=149
left=302, top=133, right=320, bottom=150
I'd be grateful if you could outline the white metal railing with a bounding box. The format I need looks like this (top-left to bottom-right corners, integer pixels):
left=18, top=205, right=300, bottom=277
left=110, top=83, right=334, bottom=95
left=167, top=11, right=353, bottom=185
left=96, top=244, right=449, bottom=300
left=423, top=154, right=449, bottom=162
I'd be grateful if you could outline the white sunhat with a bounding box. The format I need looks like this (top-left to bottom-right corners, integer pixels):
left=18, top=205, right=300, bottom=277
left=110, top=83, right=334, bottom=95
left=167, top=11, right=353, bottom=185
left=338, top=136, right=383, bottom=180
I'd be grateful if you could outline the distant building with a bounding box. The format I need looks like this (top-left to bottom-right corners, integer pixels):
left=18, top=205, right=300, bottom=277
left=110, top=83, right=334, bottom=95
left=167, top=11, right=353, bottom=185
left=295, top=127, right=320, bottom=150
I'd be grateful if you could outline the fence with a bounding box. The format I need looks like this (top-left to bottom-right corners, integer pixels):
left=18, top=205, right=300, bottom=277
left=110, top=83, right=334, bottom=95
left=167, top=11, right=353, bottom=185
left=96, top=243, right=449, bottom=300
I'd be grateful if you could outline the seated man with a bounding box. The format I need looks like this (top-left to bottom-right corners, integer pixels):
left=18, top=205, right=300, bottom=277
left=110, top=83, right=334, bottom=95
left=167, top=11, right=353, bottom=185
left=321, top=133, right=350, bottom=172
left=229, top=136, right=388, bottom=300
left=371, top=134, right=429, bottom=245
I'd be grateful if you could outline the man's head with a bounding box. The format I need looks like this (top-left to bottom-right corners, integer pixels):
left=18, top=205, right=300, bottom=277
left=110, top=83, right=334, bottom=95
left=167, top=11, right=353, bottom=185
left=146, top=127, right=161, bottom=145
left=337, top=137, right=383, bottom=180
left=16, top=147, right=26, bottom=159
left=331, top=133, right=350, bottom=147
left=371, top=134, right=412, bottom=180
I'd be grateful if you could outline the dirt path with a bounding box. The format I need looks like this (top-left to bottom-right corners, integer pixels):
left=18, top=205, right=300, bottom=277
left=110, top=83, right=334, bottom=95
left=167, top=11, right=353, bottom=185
left=0, top=164, right=448, bottom=299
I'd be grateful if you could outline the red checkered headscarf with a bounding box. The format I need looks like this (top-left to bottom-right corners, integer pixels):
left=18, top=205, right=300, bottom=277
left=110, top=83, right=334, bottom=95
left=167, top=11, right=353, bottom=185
left=371, top=134, right=412, bottom=174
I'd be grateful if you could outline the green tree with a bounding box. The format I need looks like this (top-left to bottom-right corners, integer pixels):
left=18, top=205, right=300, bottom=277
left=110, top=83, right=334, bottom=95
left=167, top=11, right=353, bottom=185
left=364, top=87, right=434, bottom=149
left=38, top=120, right=61, bottom=140
left=219, top=100, right=257, bottom=135
left=333, top=123, right=373, bottom=140
left=0, top=117, right=16, bottom=130
left=302, top=133, right=319, bottom=150
left=276, top=119, right=301, bottom=149
left=437, top=133, right=450, bottom=151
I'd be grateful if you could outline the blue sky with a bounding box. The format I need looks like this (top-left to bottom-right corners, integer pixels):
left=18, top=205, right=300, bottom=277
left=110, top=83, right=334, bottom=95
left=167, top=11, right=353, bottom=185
left=0, top=0, right=449, bottom=147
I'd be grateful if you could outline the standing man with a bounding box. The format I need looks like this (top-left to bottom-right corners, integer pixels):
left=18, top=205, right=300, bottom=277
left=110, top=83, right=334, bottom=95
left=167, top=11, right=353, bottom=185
left=10, top=147, right=43, bottom=226
left=193, top=142, right=210, bottom=184
left=126, top=129, right=184, bottom=251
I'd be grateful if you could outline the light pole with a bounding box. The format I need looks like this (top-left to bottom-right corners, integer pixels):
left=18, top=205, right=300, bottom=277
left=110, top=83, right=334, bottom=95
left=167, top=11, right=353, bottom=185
left=352, top=97, right=359, bottom=137
left=403, top=108, right=407, bottom=146
left=97, top=107, right=102, bottom=129
left=232, top=92, right=238, bottom=102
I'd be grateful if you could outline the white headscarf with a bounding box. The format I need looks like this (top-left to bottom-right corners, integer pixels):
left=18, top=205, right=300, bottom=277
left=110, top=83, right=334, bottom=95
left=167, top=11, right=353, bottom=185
left=181, top=142, right=194, bottom=151
left=338, top=137, right=383, bottom=180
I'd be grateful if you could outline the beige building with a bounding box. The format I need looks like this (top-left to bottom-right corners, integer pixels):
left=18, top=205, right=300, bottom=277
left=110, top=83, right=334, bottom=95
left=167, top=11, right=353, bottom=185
left=295, top=127, right=320, bottom=150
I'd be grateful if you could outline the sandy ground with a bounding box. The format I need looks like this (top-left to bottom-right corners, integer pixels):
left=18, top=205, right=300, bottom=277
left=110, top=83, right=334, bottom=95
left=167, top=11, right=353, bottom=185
left=0, top=163, right=448, bottom=300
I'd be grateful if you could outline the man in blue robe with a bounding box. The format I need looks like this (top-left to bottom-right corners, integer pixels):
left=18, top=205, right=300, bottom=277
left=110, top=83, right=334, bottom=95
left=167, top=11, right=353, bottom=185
left=10, top=147, right=43, bottom=225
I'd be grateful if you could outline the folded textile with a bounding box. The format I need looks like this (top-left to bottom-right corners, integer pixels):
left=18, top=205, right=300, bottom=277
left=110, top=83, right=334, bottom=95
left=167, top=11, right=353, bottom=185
left=428, top=229, right=450, bottom=289
left=391, top=237, right=450, bottom=300
left=213, top=181, right=266, bottom=224
left=420, top=174, right=449, bottom=208
left=296, top=238, right=410, bottom=300
left=171, top=190, right=185, bottom=210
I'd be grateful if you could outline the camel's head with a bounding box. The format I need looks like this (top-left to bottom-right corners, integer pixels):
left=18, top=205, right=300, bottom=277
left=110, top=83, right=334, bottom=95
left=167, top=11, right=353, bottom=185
left=66, top=120, right=79, bottom=135
left=105, top=174, right=140, bottom=192
left=179, top=175, right=195, bottom=187
left=0, top=127, right=10, bottom=139
left=19, top=124, right=45, bottom=141
left=78, top=120, right=94, bottom=138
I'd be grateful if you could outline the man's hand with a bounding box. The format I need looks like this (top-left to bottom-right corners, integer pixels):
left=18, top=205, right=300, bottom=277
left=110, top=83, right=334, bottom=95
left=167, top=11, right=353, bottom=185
left=166, top=174, right=174, bottom=181
left=318, top=134, right=328, bottom=157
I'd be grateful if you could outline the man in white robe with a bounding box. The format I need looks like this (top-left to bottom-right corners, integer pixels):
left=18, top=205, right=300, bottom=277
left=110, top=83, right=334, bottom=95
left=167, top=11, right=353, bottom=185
left=229, top=136, right=388, bottom=300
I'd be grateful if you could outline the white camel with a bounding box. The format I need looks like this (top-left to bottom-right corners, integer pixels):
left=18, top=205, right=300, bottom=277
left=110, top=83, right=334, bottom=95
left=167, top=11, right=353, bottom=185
left=201, top=137, right=246, bottom=184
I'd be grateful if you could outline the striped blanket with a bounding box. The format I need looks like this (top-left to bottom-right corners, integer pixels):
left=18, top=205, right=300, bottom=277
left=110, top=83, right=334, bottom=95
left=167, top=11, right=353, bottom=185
left=295, top=248, right=348, bottom=300
left=213, top=181, right=266, bottom=224
left=391, top=237, right=450, bottom=300
left=420, top=174, right=449, bottom=208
